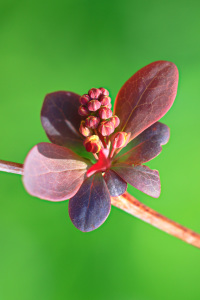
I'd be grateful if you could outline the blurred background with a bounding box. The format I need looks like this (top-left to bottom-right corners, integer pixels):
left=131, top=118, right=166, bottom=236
left=0, top=0, right=200, bottom=299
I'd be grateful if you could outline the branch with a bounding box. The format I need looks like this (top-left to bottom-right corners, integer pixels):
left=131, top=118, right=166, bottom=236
left=0, top=160, right=24, bottom=175
left=111, top=193, right=200, bottom=248
left=0, top=160, right=200, bottom=249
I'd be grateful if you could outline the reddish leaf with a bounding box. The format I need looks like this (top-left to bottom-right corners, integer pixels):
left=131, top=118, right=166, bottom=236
left=114, top=122, right=169, bottom=165
left=104, top=169, right=127, bottom=197
left=23, top=143, right=89, bottom=201
left=41, top=91, right=89, bottom=157
left=114, top=61, right=178, bottom=141
left=112, top=164, right=160, bottom=198
left=68, top=173, right=111, bottom=232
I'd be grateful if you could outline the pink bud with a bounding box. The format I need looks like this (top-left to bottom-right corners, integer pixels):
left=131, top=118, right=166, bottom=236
left=87, top=100, right=101, bottom=111
left=84, top=135, right=101, bottom=153
left=79, top=121, right=92, bottom=137
left=78, top=105, right=90, bottom=117
left=99, top=87, right=109, bottom=96
left=99, top=95, right=111, bottom=106
left=111, top=132, right=130, bottom=148
left=88, top=88, right=101, bottom=99
left=98, top=120, right=115, bottom=136
left=79, top=94, right=90, bottom=105
left=110, top=115, right=120, bottom=128
left=105, top=103, right=112, bottom=109
left=99, top=107, right=113, bottom=119
left=85, top=116, right=100, bottom=129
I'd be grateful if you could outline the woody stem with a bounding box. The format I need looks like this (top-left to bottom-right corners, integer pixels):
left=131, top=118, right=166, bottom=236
left=111, top=193, right=200, bottom=249
left=0, top=159, right=200, bottom=249
left=0, top=160, right=24, bottom=175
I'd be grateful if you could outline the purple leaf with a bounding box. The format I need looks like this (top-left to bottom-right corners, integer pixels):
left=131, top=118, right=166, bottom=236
left=23, top=143, right=89, bottom=201
left=126, top=122, right=170, bottom=148
left=104, top=169, right=127, bottom=197
left=114, top=61, right=178, bottom=141
left=112, top=164, right=160, bottom=198
left=114, top=122, right=170, bottom=165
left=68, top=173, right=111, bottom=232
left=41, top=91, right=87, bottom=156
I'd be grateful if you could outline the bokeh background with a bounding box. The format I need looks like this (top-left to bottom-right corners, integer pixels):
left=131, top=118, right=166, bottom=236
left=0, top=0, right=200, bottom=299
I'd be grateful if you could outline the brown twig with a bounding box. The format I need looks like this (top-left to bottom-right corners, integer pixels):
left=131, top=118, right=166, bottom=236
left=0, top=160, right=200, bottom=248
left=111, top=192, right=200, bottom=248
left=0, top=160, right=24, bottom=175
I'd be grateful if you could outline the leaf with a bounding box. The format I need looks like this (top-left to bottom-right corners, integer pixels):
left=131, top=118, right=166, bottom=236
left=114, top=61, right=178, bottom=141
left=23, top=143, right=89, bottom=201
left=112, top=164, right=160, bottom=198
left=114, top=122, right=169, bottom=165
left=104, top=169, right=127, bottom=197
left=41, top=91, right=92, bottom=159
left=68, top=173, right=111, bottom=232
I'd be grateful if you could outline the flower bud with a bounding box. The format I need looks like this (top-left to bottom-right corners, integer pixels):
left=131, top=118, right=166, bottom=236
left=78, top=105, right=90, bottom=116
left=88, top=88, right=101, bottom=99
left=84, top=135, right=102, bottom=153
left=111, top=132, right=130, bottom=149
left=85, top=116, right=100, bottom=129
left=99, top=95, right=111, bottom=106
left=99, top=87, right=109, bottom=96
left=79, top=121, right=92, bottom=137
left=79, top=94, right=90, bottom=105
left=87, top=100, right=101, bottom=111
left=98, top=107, right=113, bottom=119
left=98, top=120, right=115, bottom=136
left=110, top=115, right=120, bottom=128
left=105, top=103, right=112, bottom=109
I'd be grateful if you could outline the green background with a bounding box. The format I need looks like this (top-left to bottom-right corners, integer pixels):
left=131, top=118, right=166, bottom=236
left=0, top=0, right=200, bottom=299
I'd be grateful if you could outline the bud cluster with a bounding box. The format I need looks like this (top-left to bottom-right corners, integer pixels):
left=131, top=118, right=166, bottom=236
left=78, top=87, right=120, bottom=153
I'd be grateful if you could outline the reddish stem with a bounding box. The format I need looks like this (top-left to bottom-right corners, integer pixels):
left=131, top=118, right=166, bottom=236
left=0, top=160, right=200, bottom=249
left=99, top=133, right=107, bottom=148
left=111, top=193, right=200, bottom=249
left=106, top=136, right=110, bottom=145
left=94, top=129, right=107, bottom=149
left=109, top=147, right=116, bottom=159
